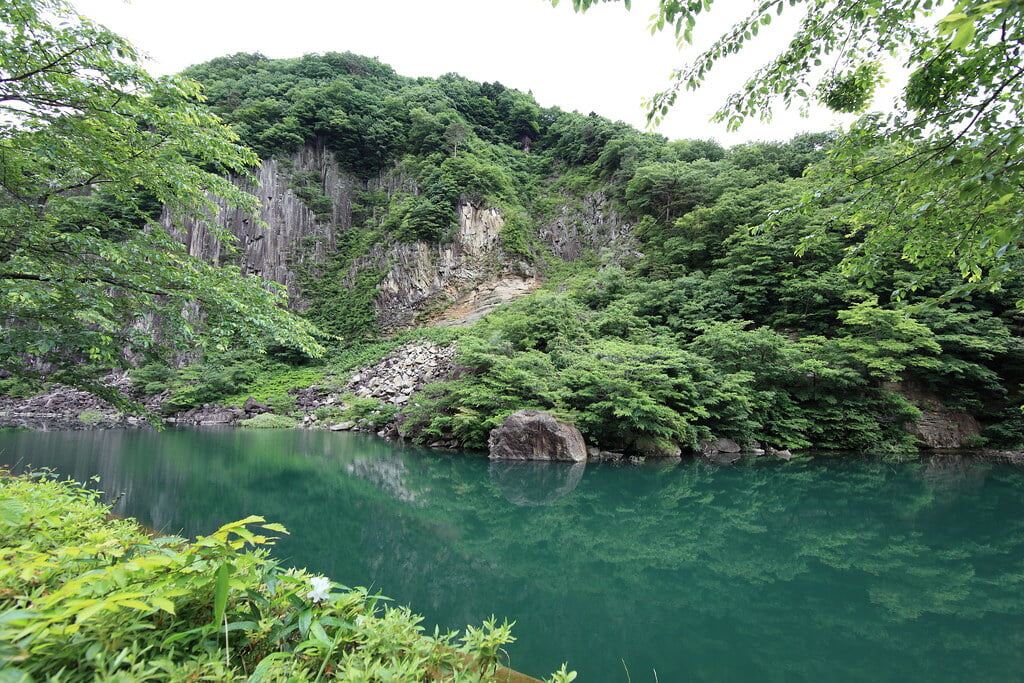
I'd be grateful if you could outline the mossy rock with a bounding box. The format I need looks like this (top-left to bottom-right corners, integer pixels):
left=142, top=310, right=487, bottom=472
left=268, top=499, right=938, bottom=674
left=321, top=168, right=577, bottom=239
left=630, top=436, right=682, bottom=458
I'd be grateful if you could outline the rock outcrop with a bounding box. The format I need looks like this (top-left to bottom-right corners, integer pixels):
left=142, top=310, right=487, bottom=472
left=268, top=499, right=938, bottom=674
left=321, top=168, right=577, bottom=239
left=163, top=145, right=376, bottom=304
left=887, top=380, right=983, bottom=449
left=351, top=203, right=536, bottom=331
left=487, top=410, right=587, bottom=462
left=421, top=275, right=541, bottom=328
left=912, top=408, right=982, bottom=449
left=539, top=191, right=640, bottom=263
left=164, top=145, right=639, bottom=332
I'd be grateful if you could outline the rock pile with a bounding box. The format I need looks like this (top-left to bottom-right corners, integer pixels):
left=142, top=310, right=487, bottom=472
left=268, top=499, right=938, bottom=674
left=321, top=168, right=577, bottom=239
left=0, top=374, right=140, bottom=429
left=170, top=397, right=270, bottom=426
left=344, top=341, right=457, bottom=406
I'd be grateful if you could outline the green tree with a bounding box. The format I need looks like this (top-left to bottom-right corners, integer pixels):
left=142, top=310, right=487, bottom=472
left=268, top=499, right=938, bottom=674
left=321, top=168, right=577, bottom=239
left=558, top=0, right=1024, bottom=296
left=0, top=0, right=321, bottom=406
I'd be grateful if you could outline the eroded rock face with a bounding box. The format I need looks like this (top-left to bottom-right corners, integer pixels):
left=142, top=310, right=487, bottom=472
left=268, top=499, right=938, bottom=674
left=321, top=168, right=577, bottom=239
left=887, top=380, right=982, bottom=449
left=422, top=275, right=542, bottom=328
left=913, top=409, right=982, bottom=449
left=487, top=410, right=587, bottom=462
left=164, top=145, right=640, bottom=332
left=539, top=191, right=640, bottom=263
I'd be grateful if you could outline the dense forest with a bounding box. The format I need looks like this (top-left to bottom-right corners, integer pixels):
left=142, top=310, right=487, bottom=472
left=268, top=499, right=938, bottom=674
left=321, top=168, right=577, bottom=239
left=109, top=50, right=1024, bottom=455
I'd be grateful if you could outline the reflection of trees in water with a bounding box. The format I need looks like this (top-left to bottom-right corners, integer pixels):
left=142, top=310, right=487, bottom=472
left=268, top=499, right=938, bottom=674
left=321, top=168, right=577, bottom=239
left=401, top=456, right=1024, bottom=681
left=5, top=431, right=1024, bottom=682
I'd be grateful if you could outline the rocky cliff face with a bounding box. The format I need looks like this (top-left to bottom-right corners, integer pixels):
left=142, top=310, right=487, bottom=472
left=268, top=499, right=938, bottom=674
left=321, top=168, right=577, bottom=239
left=164, top=144, right=636, bottom=328
left=165, top=146, right=345, bottom=305
left=539, top=191, right=640, bottom=263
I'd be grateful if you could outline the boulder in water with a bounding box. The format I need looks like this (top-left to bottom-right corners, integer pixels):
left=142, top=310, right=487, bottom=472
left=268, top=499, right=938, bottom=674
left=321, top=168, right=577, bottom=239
left=487, top=410, right=587, bottom=462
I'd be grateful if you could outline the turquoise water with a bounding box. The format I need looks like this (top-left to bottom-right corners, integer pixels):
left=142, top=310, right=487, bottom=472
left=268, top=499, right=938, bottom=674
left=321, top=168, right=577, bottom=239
left=2, top=427, right=1024, bottom=681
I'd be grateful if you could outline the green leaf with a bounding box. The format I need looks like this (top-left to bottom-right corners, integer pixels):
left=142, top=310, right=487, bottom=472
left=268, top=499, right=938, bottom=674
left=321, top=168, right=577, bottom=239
left=0, top=668, right=33, bottom=683
left=309, top=620, right=332, bottom=647
left=298, top=608, right=312, bottom=638
left=950, top=21, right=976, bottom=49
left=151, top=597, right=176, bottom=615
left=212, top=562, right=232, bottom=625
left=248, top=652, right=292, bottom=683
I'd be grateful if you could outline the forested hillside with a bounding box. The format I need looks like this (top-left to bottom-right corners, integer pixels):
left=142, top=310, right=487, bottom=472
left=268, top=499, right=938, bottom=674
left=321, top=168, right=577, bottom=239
left=13, top=48, right=1024, bottom=454
left=151, top=50, right=1024, bottom=455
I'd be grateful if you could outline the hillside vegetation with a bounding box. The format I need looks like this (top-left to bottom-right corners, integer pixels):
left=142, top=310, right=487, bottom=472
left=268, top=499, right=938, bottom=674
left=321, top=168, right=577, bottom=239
left=146, top=51, right=1024, bottom=455
left=11, top=49, right=1019, bottom=454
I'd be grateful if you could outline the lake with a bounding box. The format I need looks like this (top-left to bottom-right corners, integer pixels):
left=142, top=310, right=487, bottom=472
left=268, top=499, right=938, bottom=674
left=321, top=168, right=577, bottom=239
left=2, top=426, right=1023, bottom=681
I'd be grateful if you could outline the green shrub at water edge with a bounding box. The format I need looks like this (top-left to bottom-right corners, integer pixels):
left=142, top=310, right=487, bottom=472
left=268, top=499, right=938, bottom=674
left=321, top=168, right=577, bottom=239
left=238, top=413, right=300, bottom=429
left=0, top=471, right=571, bottom=681
left=76, top=409, right=107, bottom=425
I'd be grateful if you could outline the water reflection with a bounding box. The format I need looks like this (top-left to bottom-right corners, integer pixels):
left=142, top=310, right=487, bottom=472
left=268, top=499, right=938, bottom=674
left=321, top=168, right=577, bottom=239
left=2, top=428, right=1024, bottom=682
left=488, top=460, right=585, bottom=506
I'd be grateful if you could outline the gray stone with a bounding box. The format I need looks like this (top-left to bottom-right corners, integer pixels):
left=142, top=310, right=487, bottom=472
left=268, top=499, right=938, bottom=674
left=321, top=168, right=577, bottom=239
left=243, top=397, right=270, bottom=414
left=330, top=421, right=355, bottom=431
left=714, top=437, right=742, bottom=453
left=487, top=410, right=587, bottom=462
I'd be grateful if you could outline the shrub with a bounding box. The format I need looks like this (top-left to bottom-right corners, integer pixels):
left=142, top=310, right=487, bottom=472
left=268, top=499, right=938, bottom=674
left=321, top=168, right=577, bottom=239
left=238, top=413, right=299, bottom=429
left=0, top=375, right=42, bottom=398
left=0, top=471, right=555, bottom=681
left=76, top=409, right=106, bottom=425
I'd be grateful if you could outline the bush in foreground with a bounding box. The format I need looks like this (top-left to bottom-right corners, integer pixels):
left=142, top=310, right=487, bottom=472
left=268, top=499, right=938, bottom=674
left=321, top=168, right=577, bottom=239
left=0, top=471, right=572, bottom=681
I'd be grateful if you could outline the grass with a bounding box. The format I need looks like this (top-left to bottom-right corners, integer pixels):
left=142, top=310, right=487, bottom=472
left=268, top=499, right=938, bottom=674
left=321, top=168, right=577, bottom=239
left=220, top=365, right=329, bottom=407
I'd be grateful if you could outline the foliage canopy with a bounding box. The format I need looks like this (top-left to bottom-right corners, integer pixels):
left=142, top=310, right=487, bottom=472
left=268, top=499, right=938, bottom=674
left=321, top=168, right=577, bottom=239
left=0, top=0, right=321, bottom=406
left=557, top=0, right=1024, bottom=295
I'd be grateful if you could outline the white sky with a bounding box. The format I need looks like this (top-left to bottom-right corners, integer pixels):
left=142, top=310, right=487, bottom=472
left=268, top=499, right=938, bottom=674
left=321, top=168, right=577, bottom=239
left=71, top=0, right=869, bottom=146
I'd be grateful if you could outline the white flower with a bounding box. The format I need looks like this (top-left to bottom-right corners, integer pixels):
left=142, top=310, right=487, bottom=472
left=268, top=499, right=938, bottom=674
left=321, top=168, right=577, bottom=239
left=306, top=576, right=331, bottom=604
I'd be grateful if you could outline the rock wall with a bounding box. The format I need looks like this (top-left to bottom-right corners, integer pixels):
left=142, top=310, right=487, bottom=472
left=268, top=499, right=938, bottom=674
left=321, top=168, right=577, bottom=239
left=351, top=203, right=535, bottom=330
left=539, top=191, right=640, bottom=263
left=886, top=380, right=982, bottom=449
left=163, top=144, right=638, bottom=328
left=162, top=145, right=417, bottom=307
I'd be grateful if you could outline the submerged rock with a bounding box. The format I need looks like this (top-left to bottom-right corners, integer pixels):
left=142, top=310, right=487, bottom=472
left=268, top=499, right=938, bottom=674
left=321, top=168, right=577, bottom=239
left=487, top=410, right=587, bottom=462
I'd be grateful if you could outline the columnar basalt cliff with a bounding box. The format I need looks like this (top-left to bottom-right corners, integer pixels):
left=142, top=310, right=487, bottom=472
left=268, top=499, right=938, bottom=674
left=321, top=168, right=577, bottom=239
left=539, top=191, right=640, bottom=263
left=163, top=145, right=358, bottom=304
left=163, top=144, right=635, bottom=330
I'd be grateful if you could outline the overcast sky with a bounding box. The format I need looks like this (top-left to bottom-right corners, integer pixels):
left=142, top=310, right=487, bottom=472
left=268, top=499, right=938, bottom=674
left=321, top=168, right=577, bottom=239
left=71, top=0, right=866, bottom=146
